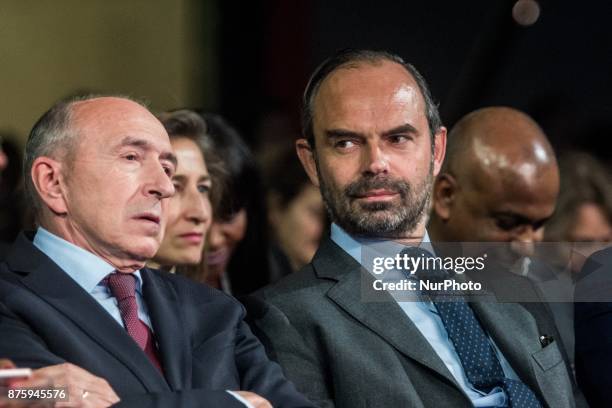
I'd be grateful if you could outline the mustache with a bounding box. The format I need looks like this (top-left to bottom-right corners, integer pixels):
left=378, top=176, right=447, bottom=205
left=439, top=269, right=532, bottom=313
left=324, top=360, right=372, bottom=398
left=345, top=176, right=410, bottom=198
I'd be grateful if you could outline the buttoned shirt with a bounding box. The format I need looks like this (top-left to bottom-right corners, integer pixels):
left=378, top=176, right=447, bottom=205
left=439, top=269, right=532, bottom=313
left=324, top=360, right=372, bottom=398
left=331, top=223, right=519, bottom=407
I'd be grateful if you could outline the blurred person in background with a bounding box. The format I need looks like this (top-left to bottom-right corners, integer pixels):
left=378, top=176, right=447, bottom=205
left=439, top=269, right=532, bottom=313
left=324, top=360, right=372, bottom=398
left=152, top=110, right=222, bottom=276
left=266, top=147, right=325, bottom=280
left=544, top=151, right=612, bottom=274
left=551, top=152, right=612, bottom=407
left=0, top=135, right=25, bottom=254
left=203, top=114, right=272, bottom=296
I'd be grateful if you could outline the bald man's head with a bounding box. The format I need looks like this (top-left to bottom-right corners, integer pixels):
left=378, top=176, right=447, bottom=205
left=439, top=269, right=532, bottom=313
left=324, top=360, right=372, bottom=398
left=443, top=107, right=556, bottom=187
left=429, top=107, right=559, bottom=260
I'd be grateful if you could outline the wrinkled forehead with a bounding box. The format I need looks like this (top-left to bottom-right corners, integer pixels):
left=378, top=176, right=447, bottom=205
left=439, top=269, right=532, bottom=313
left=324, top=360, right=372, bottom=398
left=70, top=98, right=170, bottom=148
left=313, top=62, right=427, bottom=126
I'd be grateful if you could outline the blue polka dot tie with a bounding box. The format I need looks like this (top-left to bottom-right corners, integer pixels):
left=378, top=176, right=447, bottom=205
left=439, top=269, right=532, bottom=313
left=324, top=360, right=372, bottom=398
left=401, top=248, right=542, bottom=407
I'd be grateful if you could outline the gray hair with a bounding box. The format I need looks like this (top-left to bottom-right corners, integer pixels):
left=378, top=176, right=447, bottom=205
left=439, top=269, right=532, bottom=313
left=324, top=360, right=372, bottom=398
left=302, top=49, right=442, bottom=150
left=24, top=94, right=146, bottom=216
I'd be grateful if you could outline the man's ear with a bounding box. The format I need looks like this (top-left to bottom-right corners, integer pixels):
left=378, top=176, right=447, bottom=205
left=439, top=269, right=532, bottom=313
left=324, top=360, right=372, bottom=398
left=296, top=138, right=320, bottom=187
left=31, top=156, right=68, bottom=215
left=433, top=173, right=457, bottom=221
left=432, top=126, right=447, bottom=177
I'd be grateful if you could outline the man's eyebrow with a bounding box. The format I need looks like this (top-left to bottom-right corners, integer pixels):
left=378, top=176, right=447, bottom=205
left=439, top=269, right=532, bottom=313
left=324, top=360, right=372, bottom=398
left=118, top=136, right=177, bottom=168
left=161, top=152, right=178, bottom=168
left=324, top=129, right=364, bottom=139
left=381, top=124, right=419, bottom=137
left=492, top=211, right=528, bottom=222
left=324, top=123, right=419, bottom=140
left=492, top=211, right=551, bottom=226
left=119, top=136, right=149, bottom=149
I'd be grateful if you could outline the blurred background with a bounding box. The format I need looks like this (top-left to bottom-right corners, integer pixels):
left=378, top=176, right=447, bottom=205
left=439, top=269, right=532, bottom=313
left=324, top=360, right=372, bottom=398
left=1, top=0, right=611, bottom=155
left=1, top=0, right=611, bottom=252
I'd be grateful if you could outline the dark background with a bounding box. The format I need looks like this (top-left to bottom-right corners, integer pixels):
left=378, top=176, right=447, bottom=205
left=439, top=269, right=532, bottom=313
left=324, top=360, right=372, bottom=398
left=217, top=0, right=612, bottom=163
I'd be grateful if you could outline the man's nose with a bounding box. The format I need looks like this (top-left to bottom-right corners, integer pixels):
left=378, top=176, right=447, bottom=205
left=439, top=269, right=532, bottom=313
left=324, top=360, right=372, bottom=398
left=510, top=227, right=538, bottom=258
left=146, top=164, right=175, bottom=199
left=363, top=144, right=389, bottom=175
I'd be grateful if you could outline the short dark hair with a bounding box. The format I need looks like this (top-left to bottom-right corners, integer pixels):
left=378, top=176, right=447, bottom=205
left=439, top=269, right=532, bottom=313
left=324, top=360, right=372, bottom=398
left=301, top=49, right=442, bottom=148
left=265, top=146, right=313, bottom=208
left=200, top=113, right=271, bottom=295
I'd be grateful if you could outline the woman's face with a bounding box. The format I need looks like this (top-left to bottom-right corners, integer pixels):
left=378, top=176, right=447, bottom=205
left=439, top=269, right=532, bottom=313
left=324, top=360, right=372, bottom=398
left=206, top=209, right=248, bottom=277
left=567, top=202, right=612, bottom=273
left=568, top=203, right=612, bottom=242
left=272, top=184, right=325, bottom=270
left=155, top=137, right=212, bottom=266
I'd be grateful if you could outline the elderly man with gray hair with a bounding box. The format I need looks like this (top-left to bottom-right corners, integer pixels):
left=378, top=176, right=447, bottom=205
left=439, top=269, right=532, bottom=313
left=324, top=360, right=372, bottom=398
left=0, top=95, right=313, bottom=408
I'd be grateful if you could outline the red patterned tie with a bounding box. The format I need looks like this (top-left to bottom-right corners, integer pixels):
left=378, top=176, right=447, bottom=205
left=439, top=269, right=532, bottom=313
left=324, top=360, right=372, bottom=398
left=105, top=273, right=163, bottom=373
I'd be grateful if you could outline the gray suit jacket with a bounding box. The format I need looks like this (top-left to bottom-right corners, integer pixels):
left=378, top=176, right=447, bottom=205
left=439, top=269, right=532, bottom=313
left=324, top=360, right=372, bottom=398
left=246, top=237, right=583, bottom=408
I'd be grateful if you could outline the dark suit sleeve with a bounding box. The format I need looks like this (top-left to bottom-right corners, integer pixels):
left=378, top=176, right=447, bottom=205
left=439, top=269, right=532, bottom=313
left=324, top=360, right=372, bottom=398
left=233, top=318, right=316, bottom=408
left=117, top=303, right=315, bottom=408
left=574, top=247, right=612, bottom=408
left=0, top=301, right=65, bottom=368
left=0, top=302, right=246, bottom=408
left=245, top=296, right=335, bottom=408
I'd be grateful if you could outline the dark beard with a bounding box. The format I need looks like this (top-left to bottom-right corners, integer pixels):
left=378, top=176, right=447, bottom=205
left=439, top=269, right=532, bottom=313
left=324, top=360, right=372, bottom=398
left=317, top=164, right=433, bottom=238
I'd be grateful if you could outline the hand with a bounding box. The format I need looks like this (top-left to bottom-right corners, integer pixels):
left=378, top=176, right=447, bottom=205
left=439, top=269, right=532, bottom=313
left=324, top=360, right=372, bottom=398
left=234, top=391, right=272, bottom=408
left=13, top=363, right=119, bottom=408
left=0, top=360, right=30, bottom=408
left=0, top=360, right=15, bottom=369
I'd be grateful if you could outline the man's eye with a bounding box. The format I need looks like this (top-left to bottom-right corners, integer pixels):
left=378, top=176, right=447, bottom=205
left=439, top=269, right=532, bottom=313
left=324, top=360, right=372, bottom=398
left=496, top=218, right=519, bottom=231
left=198, top=184, right=211, bottom=194
left=335, top=140, right=355, bottom=149
left=125, top=154, right=138, bottom=161
left=164, top=166, right=174, bottom=176
left=389, top=135, right=409, bottom=144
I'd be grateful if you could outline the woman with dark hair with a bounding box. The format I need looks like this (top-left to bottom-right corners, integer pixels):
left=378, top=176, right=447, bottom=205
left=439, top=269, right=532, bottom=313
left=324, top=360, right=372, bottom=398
left=202, top=114, right=272, bottom=296
left=544, top=151, right=612, bottom=274
left=151, top=110, right=223, bottom=276
left=266, top=147, right=325, bottom=280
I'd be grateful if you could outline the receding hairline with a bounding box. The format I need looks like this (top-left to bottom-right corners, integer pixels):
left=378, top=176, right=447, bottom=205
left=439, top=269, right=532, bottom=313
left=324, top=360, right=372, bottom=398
left=309, top=59, right=430, bottom=144
left=312, top=58, right=423, bottom=108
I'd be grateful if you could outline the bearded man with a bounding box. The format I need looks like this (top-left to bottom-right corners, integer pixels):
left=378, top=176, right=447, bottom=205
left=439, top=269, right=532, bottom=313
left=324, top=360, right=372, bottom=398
left=245, top=49, right=580, bottom=408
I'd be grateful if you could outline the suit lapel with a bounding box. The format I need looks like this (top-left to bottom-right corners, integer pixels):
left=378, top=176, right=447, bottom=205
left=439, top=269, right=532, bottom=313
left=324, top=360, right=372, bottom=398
left=6, top=233, right=169, bottom=392
left=469, top=299, right=569, bottom=408
left=141, top=269, right=191, bottom=391
left=313, top=237, right=459, bottom=388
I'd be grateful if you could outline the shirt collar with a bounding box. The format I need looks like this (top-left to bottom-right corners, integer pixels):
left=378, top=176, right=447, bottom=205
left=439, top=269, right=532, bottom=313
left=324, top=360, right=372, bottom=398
left=330, top=223, right=434, bottom=266
left=33, top=227, right=144, bottom=294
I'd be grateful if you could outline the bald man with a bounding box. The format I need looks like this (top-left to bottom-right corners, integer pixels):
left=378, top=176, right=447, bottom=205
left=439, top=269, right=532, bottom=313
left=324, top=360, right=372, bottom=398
left=427, top=107, right=585, bottom=388
left=429, top=107, right=559, bottom=274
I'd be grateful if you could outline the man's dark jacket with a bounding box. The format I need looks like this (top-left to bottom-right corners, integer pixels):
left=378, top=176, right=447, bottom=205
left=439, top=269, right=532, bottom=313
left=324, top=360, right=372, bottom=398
left=0, top=232, right=313, bottom=407
left=246, top=236, right=585, bottom=408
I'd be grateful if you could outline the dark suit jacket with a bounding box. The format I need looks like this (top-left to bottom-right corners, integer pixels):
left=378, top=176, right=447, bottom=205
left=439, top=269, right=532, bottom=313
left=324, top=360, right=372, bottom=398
left=0, top=232, right=313, bottom=408
left=246, top=236, right=583, bottom=408
left=574, top=246, right=612, bottom=407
